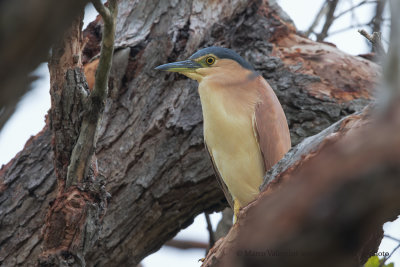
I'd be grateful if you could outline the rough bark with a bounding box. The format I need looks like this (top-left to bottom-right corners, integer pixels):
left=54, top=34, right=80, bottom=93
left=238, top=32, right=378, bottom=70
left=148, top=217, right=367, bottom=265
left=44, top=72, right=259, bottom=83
left=38, top=2, right=118, bottom=265
left=0, top=129, right=55, bottom=266
left=66, top=0, right=118, bottom=187
left=39, top=11, right=97, bottom=266
left=48, top=14, right=88, bottom=183
left=0, top=0, right=380, bottom=266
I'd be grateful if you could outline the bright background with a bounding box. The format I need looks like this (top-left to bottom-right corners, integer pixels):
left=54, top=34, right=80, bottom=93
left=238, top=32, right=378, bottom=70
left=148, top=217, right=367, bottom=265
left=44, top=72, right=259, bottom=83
left=0, top=1, right=398, bottom=266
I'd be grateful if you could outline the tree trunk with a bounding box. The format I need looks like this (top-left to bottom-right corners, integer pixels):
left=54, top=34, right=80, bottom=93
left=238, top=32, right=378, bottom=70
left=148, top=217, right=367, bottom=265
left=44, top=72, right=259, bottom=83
left=0, top=0, right=380, bottom=266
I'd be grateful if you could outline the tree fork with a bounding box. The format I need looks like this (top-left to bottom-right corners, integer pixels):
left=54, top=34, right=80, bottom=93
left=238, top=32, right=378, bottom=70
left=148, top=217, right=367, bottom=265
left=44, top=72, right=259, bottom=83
left=67, top=0, right=118, bottom=187
left=39, top=1, right=118, bottom=265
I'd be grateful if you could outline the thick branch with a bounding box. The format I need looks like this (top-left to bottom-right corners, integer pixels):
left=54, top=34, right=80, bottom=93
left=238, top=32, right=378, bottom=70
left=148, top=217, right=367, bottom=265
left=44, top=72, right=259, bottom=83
left=0, top=0, right=88, bottom=132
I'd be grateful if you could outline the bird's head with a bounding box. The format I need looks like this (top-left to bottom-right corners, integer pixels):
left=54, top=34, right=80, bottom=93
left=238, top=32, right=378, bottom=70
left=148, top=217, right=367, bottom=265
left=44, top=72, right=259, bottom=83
left=155, top=47, right=257, bottom=82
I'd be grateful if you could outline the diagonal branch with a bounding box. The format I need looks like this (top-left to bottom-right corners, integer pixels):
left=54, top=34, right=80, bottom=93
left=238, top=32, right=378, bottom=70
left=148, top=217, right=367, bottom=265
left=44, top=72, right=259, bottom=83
left=334, top=0, right=376, bottom=20
left=91, top=0, right=111, bottom=22
left=66, top=0, right=118, bottom=187
left=305, top=1, right=328, bottom=37
left=316, top=0, right=339, bottom=42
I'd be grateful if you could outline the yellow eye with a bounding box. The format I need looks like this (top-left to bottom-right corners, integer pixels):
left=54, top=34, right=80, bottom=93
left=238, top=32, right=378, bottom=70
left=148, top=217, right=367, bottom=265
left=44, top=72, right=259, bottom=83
left=205, top=56, right=215, bottom=65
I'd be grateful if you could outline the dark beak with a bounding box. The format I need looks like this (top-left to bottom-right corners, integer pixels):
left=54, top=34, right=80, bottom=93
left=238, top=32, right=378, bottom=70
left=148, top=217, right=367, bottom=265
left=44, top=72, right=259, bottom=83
left=155, top=60, right=202, bottom=72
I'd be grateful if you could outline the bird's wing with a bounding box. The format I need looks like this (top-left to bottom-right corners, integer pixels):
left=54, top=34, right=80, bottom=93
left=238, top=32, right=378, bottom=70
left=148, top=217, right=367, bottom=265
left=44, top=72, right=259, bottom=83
left=204, top=142, right=234, bottom=209
left=253, top=79, right=291, bottom=171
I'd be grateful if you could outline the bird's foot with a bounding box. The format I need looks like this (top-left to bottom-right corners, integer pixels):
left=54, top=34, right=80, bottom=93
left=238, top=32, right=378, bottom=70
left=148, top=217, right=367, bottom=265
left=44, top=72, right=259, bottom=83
left=233, top=199, right=241, bottom=223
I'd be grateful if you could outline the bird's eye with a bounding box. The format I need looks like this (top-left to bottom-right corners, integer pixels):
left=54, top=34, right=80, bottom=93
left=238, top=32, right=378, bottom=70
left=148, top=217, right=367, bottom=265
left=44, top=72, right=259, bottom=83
left=206, top=56, right=215, bottom=65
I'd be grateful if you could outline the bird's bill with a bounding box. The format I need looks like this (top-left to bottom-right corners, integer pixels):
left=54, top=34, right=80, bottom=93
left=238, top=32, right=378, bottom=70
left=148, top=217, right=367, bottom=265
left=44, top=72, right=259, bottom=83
left=155, top=60, right=202, bottom=72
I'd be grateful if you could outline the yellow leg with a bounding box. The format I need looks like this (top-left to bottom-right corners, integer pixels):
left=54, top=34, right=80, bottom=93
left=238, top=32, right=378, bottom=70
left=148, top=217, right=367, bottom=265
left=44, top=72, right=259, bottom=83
left=233, top=199, right=241, bottom=223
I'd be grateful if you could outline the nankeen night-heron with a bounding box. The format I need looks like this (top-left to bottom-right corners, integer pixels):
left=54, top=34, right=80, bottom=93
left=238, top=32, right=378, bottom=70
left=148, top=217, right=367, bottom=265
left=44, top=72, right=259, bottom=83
left=156, top=47, right=291, bottom=221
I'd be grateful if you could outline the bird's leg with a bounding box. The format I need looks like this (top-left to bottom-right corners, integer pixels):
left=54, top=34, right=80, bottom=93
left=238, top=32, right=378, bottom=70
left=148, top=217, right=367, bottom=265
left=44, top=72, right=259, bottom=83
left=233, top=199, right=240, bottom=223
